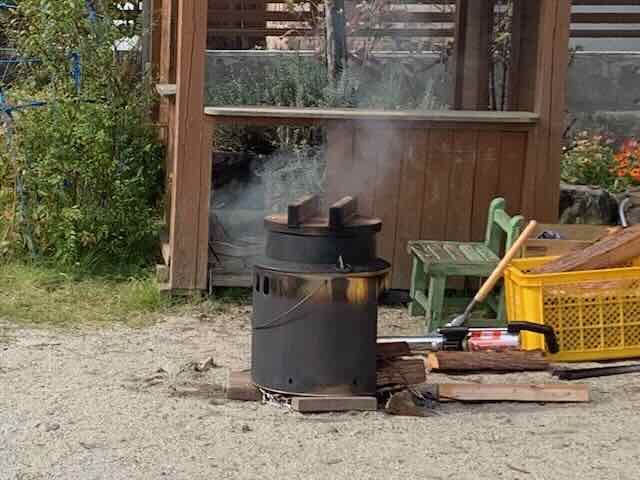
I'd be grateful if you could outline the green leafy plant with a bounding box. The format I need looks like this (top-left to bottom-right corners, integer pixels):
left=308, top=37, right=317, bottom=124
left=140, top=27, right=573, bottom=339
left=0, top=1, right=163, bottom=267
left=561, top=132, right=622, bottom=191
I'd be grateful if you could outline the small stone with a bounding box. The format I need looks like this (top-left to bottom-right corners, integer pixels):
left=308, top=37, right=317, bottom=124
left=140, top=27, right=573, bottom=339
left=79, top=441, right=101, bottom=450
left=44, top=423, right=60, bottom=432
left=326, top=459, right=342, bottom=465
left=241, top=424, right=252, bottom=433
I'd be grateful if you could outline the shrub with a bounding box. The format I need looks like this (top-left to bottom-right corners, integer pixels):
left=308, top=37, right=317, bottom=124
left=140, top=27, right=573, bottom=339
left=0, top=1, right=164, bottom=266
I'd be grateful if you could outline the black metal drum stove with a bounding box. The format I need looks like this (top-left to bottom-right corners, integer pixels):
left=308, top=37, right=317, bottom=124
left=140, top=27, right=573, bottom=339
left=251, top=195, right=389, bottom=396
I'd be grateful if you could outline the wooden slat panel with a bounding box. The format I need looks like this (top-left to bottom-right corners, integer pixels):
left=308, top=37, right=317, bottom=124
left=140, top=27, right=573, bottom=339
left=372, top=128, right=404, bottom=266
left=471, top=131, right=502, bottom=241
left=326, top=122, right=355, bottom=204
left=420, top=130, right=453, bottom=242
left=392, top=129, right=429, bottom=288
left=498, top=131, right=527, bottom=217
left=351, top=125, right=380, bottom=216
left=442, top=244, right=468, bottom=263
left=445, top=130, right=478, bottom=242
left=427, top=243, right=451, bottom=261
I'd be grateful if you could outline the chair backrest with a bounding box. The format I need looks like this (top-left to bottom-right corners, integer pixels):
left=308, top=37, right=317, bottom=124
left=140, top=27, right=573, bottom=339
left=484, top=197, right=525, bottom=256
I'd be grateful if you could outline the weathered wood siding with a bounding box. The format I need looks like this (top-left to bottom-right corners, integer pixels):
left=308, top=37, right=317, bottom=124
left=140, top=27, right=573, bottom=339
left=326, top=123, right=530, bottom=288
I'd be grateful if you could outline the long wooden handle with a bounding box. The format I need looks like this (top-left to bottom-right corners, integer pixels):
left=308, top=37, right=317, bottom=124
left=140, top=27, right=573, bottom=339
left=474, top=220, right=538, bottom=302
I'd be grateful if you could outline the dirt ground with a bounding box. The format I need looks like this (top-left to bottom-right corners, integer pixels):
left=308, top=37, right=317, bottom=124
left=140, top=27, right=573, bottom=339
left=1, top=305, right=640, bottom=480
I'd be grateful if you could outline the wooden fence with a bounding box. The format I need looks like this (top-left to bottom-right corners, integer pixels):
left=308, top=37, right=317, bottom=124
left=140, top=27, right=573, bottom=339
left=204, top=0, right=640, bottom=49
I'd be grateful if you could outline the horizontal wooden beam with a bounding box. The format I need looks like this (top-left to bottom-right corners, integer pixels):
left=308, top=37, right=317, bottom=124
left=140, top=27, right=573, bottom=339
left=209, top=10, right=640, bottom=25
left=156, top=83, right=177, bottom=97
left=572, top=0, right=640, bottom=4
left=209, top=10, right=454, bottom=23
left=571, top=29, right=640, bottom=38
left=205, top=106, right=539, bottom=124
left=208, top=27, right=640, bottom=39
left=571, top=12, right=640, bottom=24
left=207, top=27, right=455, bottom=38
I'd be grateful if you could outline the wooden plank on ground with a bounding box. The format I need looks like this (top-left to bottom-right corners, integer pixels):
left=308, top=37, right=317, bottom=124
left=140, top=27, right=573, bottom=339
left=291, top=396, right=377, bottom=413
left=226, top=371, right=261, bottom=401
left=426, top=383, right=590, bottom=402
left=392, top=128, right=429, bottom=288
left=531, top=224, right=640, bottom=274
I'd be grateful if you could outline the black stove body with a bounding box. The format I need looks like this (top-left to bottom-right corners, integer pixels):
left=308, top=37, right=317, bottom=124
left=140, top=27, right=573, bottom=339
left=251, top=196, right=389, bottom=396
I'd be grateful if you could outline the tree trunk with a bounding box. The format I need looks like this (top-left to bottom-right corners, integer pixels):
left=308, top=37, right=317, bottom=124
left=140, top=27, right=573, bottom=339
left=325, top=0, right=347, bottom=83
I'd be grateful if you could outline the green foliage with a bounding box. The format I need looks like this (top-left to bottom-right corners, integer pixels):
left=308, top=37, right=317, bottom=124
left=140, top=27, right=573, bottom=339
left=0, top=0, right=164, bottom=266
left=207, top=54, right=447, bottom=152
left=561, top=132, right=623, bottom=192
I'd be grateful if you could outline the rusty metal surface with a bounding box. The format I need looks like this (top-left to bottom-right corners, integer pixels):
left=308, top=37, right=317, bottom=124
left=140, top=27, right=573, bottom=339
left=251, top=271, right=383, bottom=395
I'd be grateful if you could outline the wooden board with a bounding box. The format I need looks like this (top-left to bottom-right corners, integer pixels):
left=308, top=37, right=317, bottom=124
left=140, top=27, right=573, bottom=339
left=471, top=131, right=502, bottom=241
left=291, top=396, right=377, bottom=413
left=531, top=224, right=640, bottom=274
left=420, top=130, right=453, bottom=242
left=204, top=106, right=539, bottom=125
left=376, top=358, right=427, bottom=387
left=445, top=130, right=478, bottom=242
left=376, top=341, right=411, bottom=360
left=372, top=127, right=404, bottom=266
left=454, top=0, right=491, bottom=110
left=427, top=351, right=549, bottom=372
left=498, top=132, right=527, bottom=216
left=392, top=128, right=428, bottom=287
left=168, top=0, right=210, bottom=290
left=226, top=371, right=261, bottom=401
left=432, top=383, right=590, bottom=403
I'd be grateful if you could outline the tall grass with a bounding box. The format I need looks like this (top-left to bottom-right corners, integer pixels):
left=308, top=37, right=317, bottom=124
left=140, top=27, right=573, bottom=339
left=0, top=261, right=171, bottom=326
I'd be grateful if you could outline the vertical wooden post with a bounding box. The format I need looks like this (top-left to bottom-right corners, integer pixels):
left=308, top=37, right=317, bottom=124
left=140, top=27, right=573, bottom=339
left=516, top=0, right=571, bottom=221
left=453, top=0, right=493, bottom=110
left=325, top=0, right=347, bottom=82
left=168, top=0, right=210, bottom=291
left=159, top=0, right=178, bottom=85
left=150, top=0, right=163, bottom=75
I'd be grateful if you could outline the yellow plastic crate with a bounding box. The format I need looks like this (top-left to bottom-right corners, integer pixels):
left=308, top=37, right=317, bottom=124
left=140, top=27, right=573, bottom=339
left=505, top=256, right=640, bottom=362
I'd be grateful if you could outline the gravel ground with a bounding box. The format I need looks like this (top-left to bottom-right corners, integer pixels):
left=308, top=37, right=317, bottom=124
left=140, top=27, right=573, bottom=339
left=1, top=306, right=640, bottom=480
